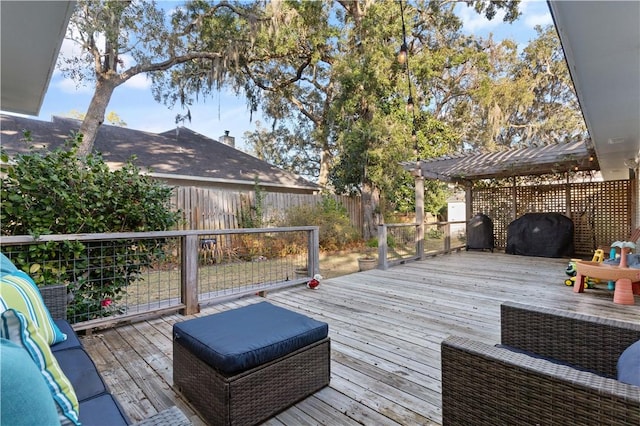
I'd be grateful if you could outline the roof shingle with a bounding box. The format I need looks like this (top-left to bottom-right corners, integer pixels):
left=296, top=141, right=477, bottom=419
left=0, top=114, right=319, bottom=191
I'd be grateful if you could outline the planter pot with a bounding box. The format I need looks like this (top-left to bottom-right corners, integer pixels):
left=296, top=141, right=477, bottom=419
left=294, top=268, right=308, bottom=278
left=358, top=257, right=377, bottom=272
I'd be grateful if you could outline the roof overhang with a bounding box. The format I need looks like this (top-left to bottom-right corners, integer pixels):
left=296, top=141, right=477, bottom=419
left=1, top=1, right=75, bottom=115
left=548, top=1, right=640, bottom=181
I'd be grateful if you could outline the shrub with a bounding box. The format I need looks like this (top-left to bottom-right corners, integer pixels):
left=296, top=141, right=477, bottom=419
left=279, top=195, right=360, bottom=251
left=0, top=133, right=179, bottom=321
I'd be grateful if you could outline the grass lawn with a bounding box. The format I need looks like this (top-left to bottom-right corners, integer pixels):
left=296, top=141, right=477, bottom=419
left=121, top=237, right=461, bottom=309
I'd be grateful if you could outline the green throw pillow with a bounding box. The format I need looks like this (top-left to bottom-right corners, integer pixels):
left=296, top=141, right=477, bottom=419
left=0, top=309, right=80, bottom=426
left=0, top=271, right=67, bottom=345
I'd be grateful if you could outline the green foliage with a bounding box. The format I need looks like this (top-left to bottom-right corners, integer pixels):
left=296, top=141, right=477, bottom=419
left=279, top=195, right=360, bottom=251
left=1, top=133, right=179, bottom=322
left=239, top=178, right=265, bottom=228
left=427, top=228, right=444, bottom=239
left=464, top=0, right=521, bottom=23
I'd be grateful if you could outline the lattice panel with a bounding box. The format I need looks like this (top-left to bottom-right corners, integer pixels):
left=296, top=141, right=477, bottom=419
left=571, top=180, right=631, bottom=251
left=517, top=185, right=566, bottom=216
left=472, top=180, right=632, bottom=255
left=472, top=187, right=512, bottom=250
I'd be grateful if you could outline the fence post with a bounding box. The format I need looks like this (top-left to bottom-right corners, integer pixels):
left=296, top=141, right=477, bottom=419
left=181, top=235, right=200, bottom=315
left=379, top=224, right=388, bottom=270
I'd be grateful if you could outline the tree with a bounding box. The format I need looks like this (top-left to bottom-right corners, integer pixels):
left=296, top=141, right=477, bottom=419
left=65, top=109, right=127, bottom=126
left=507, top=25, right=587, bottom=146
left=228, top=0, right=518, bottom=237
left=63, top=0, right=523, bottom=233
left=59, top=0, right=272, bottom=157
left=155, top=0, right=340, bottom=187
left=417, top=20, right=585, bottom=151
left=244, top=121, right=320, bottom=183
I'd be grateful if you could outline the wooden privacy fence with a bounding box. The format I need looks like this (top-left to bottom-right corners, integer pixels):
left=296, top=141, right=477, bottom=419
left=172, top=187, right=362, bottom=234
left=472, top=179, right=633, bottom=255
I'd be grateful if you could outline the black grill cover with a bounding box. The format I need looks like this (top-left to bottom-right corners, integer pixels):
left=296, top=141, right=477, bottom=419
left=466, top=213, right=494, bottom=251
left=505, top=213, right=574, bottom=258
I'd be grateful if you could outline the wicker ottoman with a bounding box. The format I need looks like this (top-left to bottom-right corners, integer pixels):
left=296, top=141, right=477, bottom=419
left=173, top=302, right=330, bottom=426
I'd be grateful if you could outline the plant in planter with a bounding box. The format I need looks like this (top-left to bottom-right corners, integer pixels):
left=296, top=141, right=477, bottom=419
left=358, top=238, right=378, bottom=271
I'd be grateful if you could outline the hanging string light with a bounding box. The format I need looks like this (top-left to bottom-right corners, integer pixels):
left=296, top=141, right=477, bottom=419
left=397, top=42, right=408, bottom=64
left=398, top=0, right=419, bottom=162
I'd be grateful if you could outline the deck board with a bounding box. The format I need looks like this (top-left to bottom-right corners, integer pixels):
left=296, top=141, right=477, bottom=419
left=80, top=252, right=640, bottom=425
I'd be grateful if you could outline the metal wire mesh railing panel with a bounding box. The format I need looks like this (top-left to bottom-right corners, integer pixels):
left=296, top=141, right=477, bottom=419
left=385, top=225, right=418, bottom=261
left=1, top=236, right=183, bottom=324
left=423, top=222, right=466, bottom=255
left=1, top=226, right=319, bottom=327
left=197, top=230, right=309, bottom=301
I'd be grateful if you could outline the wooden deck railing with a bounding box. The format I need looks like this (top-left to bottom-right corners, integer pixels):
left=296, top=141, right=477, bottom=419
left=378, top=220, right=467, bottom=269
left=0, top=227, right=319, bottom=330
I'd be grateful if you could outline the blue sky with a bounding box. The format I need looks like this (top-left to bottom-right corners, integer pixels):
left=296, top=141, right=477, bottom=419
left=16, top=0, right=553, bottom=152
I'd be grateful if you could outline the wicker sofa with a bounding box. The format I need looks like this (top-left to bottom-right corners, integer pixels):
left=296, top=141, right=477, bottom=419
left=40, top=284, right=191, bottom=426
left=441, top=302, right=640, bottom=425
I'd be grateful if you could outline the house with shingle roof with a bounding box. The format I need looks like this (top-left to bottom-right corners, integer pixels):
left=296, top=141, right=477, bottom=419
left=0, top=114, right=320, bottom=195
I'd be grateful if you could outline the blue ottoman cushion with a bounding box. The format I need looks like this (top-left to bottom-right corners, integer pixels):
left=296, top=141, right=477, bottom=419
left=173, top=302, right=328, bottom=375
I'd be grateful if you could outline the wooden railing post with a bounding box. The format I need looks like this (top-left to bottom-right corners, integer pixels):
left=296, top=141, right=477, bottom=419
left=181, top=234, right=200, bottom=315
left=378, top=224, right=388, bottom=270
left=415, top=176, right=425, bottom=260
left=444, top=222, right=451, bottom=253
left=307, top=227, right=320, bottom=276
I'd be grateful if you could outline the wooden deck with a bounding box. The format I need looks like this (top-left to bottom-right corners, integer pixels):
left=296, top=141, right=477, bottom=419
left=80, top=251, right=640, bottom=425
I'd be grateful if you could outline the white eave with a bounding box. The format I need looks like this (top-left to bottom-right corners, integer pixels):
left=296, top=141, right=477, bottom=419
left=548, top=1, right=640, bottom=180
left=1, top=1, right=75, bottom=115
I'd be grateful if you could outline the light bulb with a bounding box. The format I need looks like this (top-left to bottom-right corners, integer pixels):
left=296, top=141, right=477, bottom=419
left=397, top=43, right=408, bottom=64
left=407, top=96, right=414, bottom=111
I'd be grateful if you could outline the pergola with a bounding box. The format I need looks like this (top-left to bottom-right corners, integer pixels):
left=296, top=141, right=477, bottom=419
left=403, top=140, right=632, bottom=255
left=406, top=139, right=599, bottom=219
left=406, top=140, right=598, bottom=184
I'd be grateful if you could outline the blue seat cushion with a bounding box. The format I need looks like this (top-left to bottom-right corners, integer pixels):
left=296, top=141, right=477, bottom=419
left=173, top=302, right=328, bottom=375
left=617, top=340, right=640, bottom=386
left=496, top=344, right=610, bottom=378
left=55, top=348, right=107, bottom=401
left=79, top=393, right=129, bottom=426
left=51, top=320, right=83, bottom=352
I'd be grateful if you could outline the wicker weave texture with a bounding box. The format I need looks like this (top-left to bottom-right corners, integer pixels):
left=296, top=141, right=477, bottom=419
left=442, top=337, right=640, bottom=426
left=174, top=337, right=330, bottom=426
left=40, top=284, right=68, bottom=320
left=441, top=303, right=640, bottom=426
left=501, top=302, right=640, bottom=378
